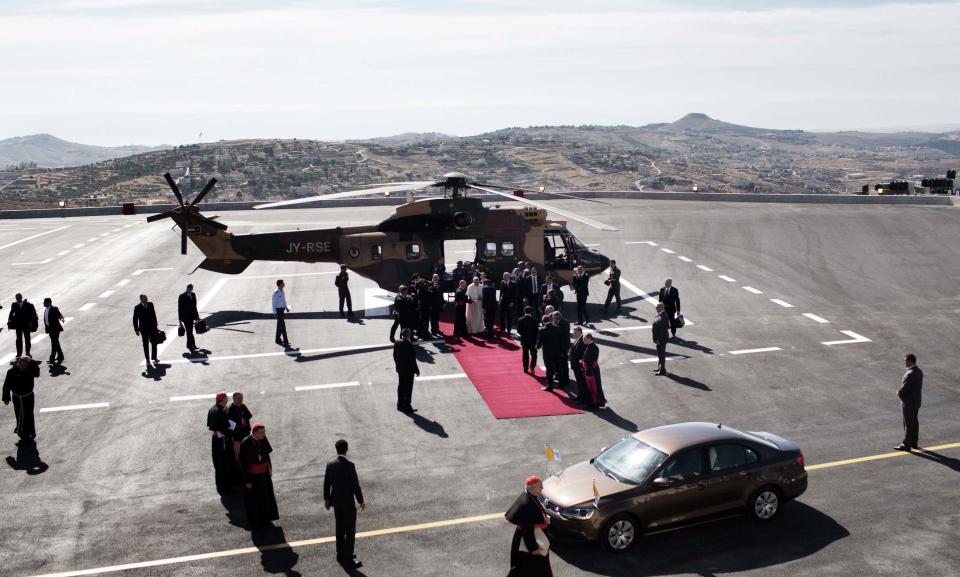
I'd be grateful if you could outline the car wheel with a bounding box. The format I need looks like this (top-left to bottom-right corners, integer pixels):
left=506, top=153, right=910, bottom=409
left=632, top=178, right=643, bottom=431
left=602, top=513, right=639, bottom=552
left=748, top=486, right=781, bottom=522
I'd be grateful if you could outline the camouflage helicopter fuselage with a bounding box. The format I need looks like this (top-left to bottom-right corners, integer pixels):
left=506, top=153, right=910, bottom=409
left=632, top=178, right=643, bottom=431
left=171, top=196, right=611, bottom=291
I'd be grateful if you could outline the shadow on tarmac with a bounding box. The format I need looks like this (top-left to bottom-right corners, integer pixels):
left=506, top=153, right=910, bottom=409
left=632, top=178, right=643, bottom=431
left=293, top=344, right=393, bottom=363
left=251, top=524, right=302, bottom=577
left=670, top=338, right=715, bottom=355
left=5, top=440, right=48, bottom=475
left=47, top=363, right=69, bottom=377
left=593, top=337, right=657, bottom=357
left=551, top=501, right=848, bottom=576
left=220, top=492, right=247, bottom=529
left=592, top=407, right=639, bottom=432
left=912, top=448, right=960, bottom=472
left=205, top=310, right=360, bottom=326
left=142, top=363, right=171, bottom=381
left=664, top=373, right=712, bottom=391
left=405, top=412, right=449, bottom=438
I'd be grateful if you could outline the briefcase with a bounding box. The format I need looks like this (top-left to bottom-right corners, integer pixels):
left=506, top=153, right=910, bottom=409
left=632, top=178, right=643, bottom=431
left=675, top=313, right=685, bottom=329
left=151, top=329, right=166, bottom=344
left=178, top=324, right=186, bottom=337
left=195, top=320, right=209, bottom=334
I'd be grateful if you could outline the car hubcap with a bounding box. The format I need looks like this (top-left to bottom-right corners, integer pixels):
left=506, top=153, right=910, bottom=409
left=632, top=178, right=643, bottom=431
left=754, top=491, right=778, bottom=519
left=608, top=519, right=635, bottom=550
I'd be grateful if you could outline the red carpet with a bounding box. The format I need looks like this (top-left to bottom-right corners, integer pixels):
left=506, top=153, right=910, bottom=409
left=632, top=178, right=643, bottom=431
left=439, top=314, right=583, bottom=419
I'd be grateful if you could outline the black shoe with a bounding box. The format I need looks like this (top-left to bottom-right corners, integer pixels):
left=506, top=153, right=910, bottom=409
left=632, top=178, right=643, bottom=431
left=893, top=444, right=911, bottom=451
left=655, top=370, right=667, bottom=376
left=152, top=357, right=159, bottom=363
left=343, top=561, right=363, bottom=569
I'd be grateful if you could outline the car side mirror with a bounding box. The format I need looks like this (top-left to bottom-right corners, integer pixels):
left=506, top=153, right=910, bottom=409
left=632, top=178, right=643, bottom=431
left=652, top=477, right=673, bottom=488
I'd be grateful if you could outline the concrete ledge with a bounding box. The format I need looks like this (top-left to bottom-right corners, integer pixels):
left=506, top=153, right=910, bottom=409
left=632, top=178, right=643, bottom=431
left=0, top=191, right=952, bottom=219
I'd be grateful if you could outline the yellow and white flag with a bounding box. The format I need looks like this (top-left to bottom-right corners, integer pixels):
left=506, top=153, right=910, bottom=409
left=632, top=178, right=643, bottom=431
left=592, top=478, right=601, bottom=508
left=545, top=445, right=561, bottom=463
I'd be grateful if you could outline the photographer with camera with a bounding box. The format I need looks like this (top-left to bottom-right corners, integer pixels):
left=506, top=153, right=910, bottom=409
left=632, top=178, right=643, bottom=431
left=602, top=260, right=622, bottom=316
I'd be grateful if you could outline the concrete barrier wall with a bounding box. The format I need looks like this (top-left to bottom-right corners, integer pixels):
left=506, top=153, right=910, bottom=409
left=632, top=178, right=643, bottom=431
left=0, top=191, right=952, bottom=219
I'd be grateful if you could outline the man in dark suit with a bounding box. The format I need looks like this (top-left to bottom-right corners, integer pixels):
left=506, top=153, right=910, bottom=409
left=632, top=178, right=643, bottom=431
left=537, top=315, right=563, bottom=391
left=523, top=267, right=542, bottom=313
left=551, top=311, right=571, bottom=391
left=417, top=279, right=432, bottom=340
left=540, top=275, right=563, bottom=311
left=498, top=272, right=515, bottom=333
left=482, top=277, right=498, bottom=337
left=572, top=266, right=590, bottom=325
left=334, top=264, right=353, bottom=318
left=42, top=298, right=65, bottom=365
left=393, top=329, right=420, bottom=412
left=895, top=353, right=923, bottom=451
left=429, top=274, right=444, bottom=337
left=178, top=284, right=200, bottom=354
left=658, top=278, right=682, bottom=339
left=133, top=294, right=159, bottom=367
left=603, top=260, right=622, bottom=316
left=7, top=294, right=37, bottom=359
left=652, top=303, right=670, bottom=376
left=516, top=307, right=539, bottom=374
left=453, top=280, right=469, bottom=337
left=324, top=439, right=365, bottom=569
left=569, top=326, right=586, bottom=401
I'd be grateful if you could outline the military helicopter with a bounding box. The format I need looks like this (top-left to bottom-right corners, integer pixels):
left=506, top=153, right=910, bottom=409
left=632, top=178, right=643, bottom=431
left=148, top=171, right=618, bottom=291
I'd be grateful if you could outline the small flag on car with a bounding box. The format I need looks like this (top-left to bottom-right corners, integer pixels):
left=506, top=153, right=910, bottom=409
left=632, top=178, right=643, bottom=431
left=545, top=445, right=561, bottom=463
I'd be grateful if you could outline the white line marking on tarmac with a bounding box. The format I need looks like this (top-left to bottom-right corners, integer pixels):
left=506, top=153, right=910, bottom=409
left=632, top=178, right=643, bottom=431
left=197, top=277, right=229, bottom=312
left=718, top=275, right=736, bottom=282
left=631, top=355, right=687, bottom=364
left=660, top=248, right=675, bottom=254
left=0, top=353, right=14, bottom=365
left=730, top=347, right=782, bottom=355
left=87, top=237, right=99, bottom=242
left=0, top=226, right=69, bottom=251
left=742, top=286, right=763, bottom=294
left=585, top=325, right=651, bottom=335
left=78, top=303, right=96, bottom=311
left=416, top=373, right=468, bottom=381
left=98, top=290, right=115, bottom=298
left=822, top=330, right=872, bottom=346
left=39, top=402, right=109, bottom=413
left=170, top=394, right=216, bottom=402
left=678, top=256, right=692, bottom=262
left=802, top=313, right=830, bottom=324
left=618, top=277, right=659, bottom=305
left=696, top=265, right=714, bottom=272
left=770, top=299, right=794, bottom=308
left=239, top=271, right=338, bottom=280
left=57, top=250, right=69, bottom=256
left=295, top=381, right=360, bottom=391
left=112, top=228, right=122, bottom=232
left=99, top=233, right=110, bottom=237
left=131, top=267, right=173, bottom=276
left=162, top=341, right=441, bottom=365
left=73, top=243, right=85, bottom=249
left=624, top=241, right=658, bottom=246
left=116, top=279, right=131, bottom=287
left=13, top=258, right=53, bottom=265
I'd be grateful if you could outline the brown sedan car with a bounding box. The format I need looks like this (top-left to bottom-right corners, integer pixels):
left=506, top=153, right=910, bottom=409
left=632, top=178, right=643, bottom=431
left=540, top=422, right=807, bottom=551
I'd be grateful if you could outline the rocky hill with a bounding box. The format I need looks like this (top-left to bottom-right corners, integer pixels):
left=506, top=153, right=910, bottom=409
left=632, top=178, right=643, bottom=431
left=0, top=134, right=169, bottom=169
left=2, top=115, right=958, bottom=208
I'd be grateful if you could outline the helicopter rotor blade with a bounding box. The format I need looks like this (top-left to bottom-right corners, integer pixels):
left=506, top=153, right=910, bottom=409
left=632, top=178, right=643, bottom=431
left=190, top=178, right=218, bottom=206
left=471, top=181, right=610, bottom=205
left=532, top=190, right=612, bottom=205
left=466, top=184, right=619, bottom=232
left=163, top=172, right=184, bottom=207
left=253, top=180, right=442, bottom=209
left=146, top=209, right=179, bottom=223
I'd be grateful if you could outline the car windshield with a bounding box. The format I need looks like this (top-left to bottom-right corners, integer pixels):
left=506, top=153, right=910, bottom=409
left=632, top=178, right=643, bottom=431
left=593, top=437, right=667, bottom=485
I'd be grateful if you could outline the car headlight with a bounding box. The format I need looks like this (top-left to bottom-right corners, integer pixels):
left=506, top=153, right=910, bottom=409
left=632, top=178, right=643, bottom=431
left=557, top=506, right=596, bottom=520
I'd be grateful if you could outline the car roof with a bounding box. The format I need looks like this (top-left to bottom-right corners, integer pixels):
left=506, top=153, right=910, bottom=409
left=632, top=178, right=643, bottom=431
left=632, top=422, right=758, bottom=454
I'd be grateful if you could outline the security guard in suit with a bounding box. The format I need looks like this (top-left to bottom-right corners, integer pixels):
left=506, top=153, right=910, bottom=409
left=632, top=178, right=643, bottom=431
left=895, top=354, right=923, bottom=451
left=7, top=294, right=37, bottom=359
left=178, top=284, right=200, bottom=354
left=42, top=298, right=65, bottom=365
left=133, top=294, right=159, bottom=367
left=324, top=439, right=365, bottom=569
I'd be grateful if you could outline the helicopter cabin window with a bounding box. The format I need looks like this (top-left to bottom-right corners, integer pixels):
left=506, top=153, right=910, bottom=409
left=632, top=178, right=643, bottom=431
left=405, top=243, right=421, bottom=260
left=483, top=242, right=497, bottom=258
left=501, top=241, right=515, bottom=257
left=371, top=245, right=383, bottom=260
left=543, top=232, right=571, bottom=269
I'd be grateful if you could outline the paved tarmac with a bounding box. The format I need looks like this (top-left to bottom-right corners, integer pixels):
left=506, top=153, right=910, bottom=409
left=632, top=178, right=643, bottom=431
left=1, top=200, right=959, bottom=577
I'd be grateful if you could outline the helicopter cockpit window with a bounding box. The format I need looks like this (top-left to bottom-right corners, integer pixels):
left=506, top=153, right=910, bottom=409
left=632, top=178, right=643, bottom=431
left=483, top=242, right=497, bottom=258
left=501, top=241, right=515, bottom=257
left=406, top=243, right=421, bottom=260
left=544, top=233, right=571, bottom=269
left=371, top=245, right=383, bottom=260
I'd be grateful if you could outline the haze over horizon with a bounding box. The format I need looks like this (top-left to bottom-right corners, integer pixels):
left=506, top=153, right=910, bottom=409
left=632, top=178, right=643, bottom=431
left=2, top=0, right=958, bottom=147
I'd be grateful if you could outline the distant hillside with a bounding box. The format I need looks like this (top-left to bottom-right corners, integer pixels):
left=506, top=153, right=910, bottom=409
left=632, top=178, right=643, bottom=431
left=0, top=134, right=169, bottom=169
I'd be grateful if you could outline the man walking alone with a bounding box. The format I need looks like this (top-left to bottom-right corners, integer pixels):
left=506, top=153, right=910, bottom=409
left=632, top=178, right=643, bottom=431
left=272, top=279, right=290, bottom=347
left=324, top=439, right=365, bottom=569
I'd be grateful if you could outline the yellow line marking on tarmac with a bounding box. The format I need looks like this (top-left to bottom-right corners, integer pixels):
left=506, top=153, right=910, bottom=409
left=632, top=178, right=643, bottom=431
left=27, top=443, right=960, bottom=577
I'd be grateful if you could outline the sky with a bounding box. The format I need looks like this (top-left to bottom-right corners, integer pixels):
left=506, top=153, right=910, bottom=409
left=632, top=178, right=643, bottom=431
left=1, top=0, right=958, bottom=146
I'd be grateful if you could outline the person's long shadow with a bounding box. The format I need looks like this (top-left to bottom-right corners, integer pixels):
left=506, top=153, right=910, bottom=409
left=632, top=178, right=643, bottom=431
left=665, top=373, right=712, bottom=391
left=141, top=363, right=171, bottom=381
left=5, top=440, right=48, bottom=475
left=415, top=347, right=436, bottom=365
left=205, top=310, right=353, bottom=326
left=406, top=412, right=449, bottom=438
left=593, top=407, right=639, bottom=432
left=220, top=492, right=247, bottom=529
left=48, top=363, right=70, bottom=377
left=671, top=338, right=714, bottom=355
left=251, top=524, right=302, bottom=577
left=294, top=344, right=392, bottom=363
left=551, top=501, right=848, bottom=576
left=181, top=349, right=213, bottom=366
left=911, top=448, right=960, bottom=472
left=593, top=336, right=658, bottom=356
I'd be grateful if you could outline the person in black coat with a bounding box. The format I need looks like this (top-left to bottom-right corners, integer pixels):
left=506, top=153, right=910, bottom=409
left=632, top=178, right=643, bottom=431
left=397, top=286, right=419, bottom=340
left=516, top=307, right=540, bottom=374
left=178, top=284, right=200, bottom=353
left=42, top=297, right=65, bottom=365
left=482, top=278, right=498, bottom=337
left=429, top=274, right=445, bottom=337
left=572, top=266, right=590, bottom=325
left=334, top=264, right=353, bottom=318
left=324, top=439, right=365, bottom=569
left=603, top=260, right=622, bottom=316
left=133, top=294, right=159, bottom=367
left=453, top=280, right=469, bottom=337
left=569, top=327, right=587, bottom=401
left=393, top=329, right=420, bottom=412
left=228, top=391, right=253, bottom=462
left=523, top=268, right=542, bottom=312
left=652, top=303, right=670, bottom=376
left=207, top=392, right=234, bottom=495
left=895, top=354, right=924, bottom=451
left=539, top=275, right=563, bottom=312
left=3, top=356, right=40, bottom=441
left=416, top=279, right=433, bottom=340
left=658, top=278, right=682, bottom=338
left=551, top=311, right=571, bottom=391
left=238, top=422, right=279, bottom=529
left=7, top=294, right=37, bottom=359
left=537, top=316, right=563, bottom=390
left=498, top=273, right=516, bottom=333
left=505, top=475, right=552, bottom=577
